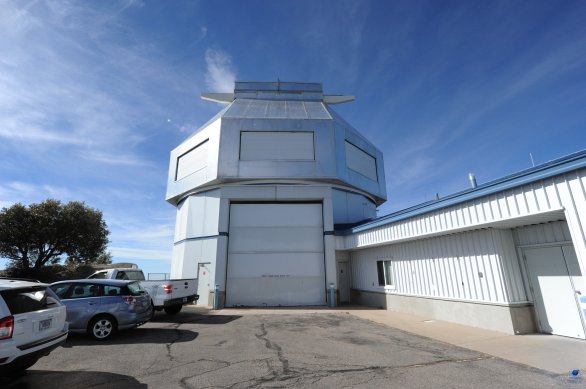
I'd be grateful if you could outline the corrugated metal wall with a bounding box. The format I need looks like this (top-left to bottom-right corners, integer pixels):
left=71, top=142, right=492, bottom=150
left=350, top=228, right=528, bottom=304
left=344, top=169, right=586, bottom=254
left=514, top=220, right=572, bottom=246
left=345, top=169, right=586, bottom=308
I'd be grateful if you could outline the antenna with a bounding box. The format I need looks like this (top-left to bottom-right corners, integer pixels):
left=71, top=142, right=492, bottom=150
left=529, top=153, right=535, bottom=167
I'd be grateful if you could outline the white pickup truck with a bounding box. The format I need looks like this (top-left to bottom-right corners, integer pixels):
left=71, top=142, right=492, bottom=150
left=87, top=268, right=198, bottom=315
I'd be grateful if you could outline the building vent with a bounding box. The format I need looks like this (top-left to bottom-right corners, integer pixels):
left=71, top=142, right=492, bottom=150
left=469, top=173, right=478, bottom=189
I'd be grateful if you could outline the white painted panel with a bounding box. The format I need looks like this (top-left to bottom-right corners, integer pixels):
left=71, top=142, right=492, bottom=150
left=562, top=246, right=586, bottom=327
left=342, top=169, right=586, bottom=250
left=493, top=229, right=528, bottom=302
left=345, top=141, right=377, bottom=181
left=176, top=139, right=208, bottom=181
left=349, top=229, right=514, bottom=304
left=197, top=263, right=212, bottom=307
left=332, top=189, right=377, bottom=225
left=240, top=131, right=314, bottom=161
left=524, top=246, right=585, bottom=339
left=174, top=200, right=189, bottom=241
left=226, top=203, right=325, bottom=306
left=229, top=203, right=322, bottom=227
left=514, top=220, right=571, bottom=246
left=229, top=227, right=324, bottom=253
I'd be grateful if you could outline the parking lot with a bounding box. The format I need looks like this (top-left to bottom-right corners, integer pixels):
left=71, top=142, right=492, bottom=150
left=2, top=307, right=577, bottom=388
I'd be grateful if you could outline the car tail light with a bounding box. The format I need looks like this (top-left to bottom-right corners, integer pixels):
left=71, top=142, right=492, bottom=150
left=122, top=296, right=135, bottom=305
left=163, top=284, right=173, bottom=294
left=0, top=316, right=14, bottom=340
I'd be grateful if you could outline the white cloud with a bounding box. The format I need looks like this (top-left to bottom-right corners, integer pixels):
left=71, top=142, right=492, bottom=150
left=0, top=1, right=167, bottom=165
left=204, top=48, right=236, bottom=92
left=0, top=123, right=88, bottom=145
left=80, top=151, right=154, bottom=167
left=0, top=182, right=76, bottom=207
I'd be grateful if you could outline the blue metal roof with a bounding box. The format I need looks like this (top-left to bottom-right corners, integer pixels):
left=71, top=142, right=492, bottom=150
left=347, top=149, right=586, bottom=234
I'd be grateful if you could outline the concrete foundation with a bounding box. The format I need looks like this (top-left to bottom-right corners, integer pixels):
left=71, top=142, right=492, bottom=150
left=350, top=289, right=537, bottom=335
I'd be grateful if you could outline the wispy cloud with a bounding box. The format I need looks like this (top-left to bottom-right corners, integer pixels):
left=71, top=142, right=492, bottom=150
left=0, top=1, right=165, bottom=167
left=0, top=182, right=76, bottom=208
left=80, top=151, right=154, bottom=167
left=204, top=48, right=236, bottom=92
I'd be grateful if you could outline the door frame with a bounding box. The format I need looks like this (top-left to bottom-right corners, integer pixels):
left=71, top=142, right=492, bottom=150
left=225, top=201, right=326, bottom=307
left=197, top=262, right=212, bottom=307
left=337, top=261, right=350, bottom=303
left=520, top=243, right=586, bottom=338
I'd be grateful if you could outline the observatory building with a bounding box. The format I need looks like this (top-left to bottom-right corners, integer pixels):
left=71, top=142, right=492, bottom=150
left=166, top=81, right=386, bottom=308
left=167, top=81, right=586, bottom=340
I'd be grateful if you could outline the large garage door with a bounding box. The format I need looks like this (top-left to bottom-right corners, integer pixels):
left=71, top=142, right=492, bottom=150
left=226, top=203, right=326, bottom=307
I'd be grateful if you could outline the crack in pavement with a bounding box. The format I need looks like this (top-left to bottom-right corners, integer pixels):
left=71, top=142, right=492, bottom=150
left=165, top=322, right=183, bottom=362
left=210, top=354, right=498, bottom=388
left=177, top=357, right=273, bottom=389
left=254, top=323, right=289, bottom=375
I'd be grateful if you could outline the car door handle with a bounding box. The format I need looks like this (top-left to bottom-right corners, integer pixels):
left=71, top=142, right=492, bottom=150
left=88, top=301, right=97, bottom=305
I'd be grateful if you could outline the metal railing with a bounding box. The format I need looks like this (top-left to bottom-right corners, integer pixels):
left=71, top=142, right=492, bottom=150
left=147, top=273, right=170, bottom=280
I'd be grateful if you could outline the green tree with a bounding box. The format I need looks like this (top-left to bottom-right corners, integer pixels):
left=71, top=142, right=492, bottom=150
left=0, top=200, right=111, bottom=276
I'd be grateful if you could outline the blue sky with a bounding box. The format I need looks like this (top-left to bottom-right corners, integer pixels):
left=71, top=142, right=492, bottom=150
left=1, top=0, right=586, bottom=275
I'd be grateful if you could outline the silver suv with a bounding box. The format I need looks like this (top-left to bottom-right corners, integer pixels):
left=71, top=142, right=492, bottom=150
left=0, top=279, right=68, bottom=375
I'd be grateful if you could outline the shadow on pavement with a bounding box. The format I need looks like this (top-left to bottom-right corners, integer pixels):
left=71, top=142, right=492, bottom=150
left=62, top=327, right=198, bottom=347
left=1, top=370, right=147, bottom=389
left=151, top=312, right=241, bottom=325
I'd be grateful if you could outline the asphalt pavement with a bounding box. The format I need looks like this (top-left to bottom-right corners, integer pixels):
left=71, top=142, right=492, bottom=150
left=2, top=306, right=581, bottom=388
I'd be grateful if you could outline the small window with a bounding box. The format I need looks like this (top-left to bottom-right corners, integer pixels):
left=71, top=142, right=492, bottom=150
left=376, top=260, right=394, bottom=287
left=125, top=282, right=146, bottom=296
left=345, top=141, right=377, bottom=181
left=104, top=285, right=122, bottom=296
left=69, top=284, right=100, bottom=299
left=0, top=286, right=58, bottom=314
left=51, top=284, right=73, bottom=299
left=123, top=271, right=145, bottom=281
left=176, top=139, right=209, bottom=181
left=240, top=131, right=315, bottom=161
left=88, top=271, right=107, bottom=279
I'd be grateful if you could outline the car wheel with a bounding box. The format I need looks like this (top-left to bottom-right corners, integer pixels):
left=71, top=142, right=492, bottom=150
left=88, top=315, right=117, bottom=340
left=164, top=305, right=182, bottom=315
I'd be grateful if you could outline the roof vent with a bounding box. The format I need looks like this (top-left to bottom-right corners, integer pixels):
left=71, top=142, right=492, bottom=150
left=469, top=173, right=477, bottom=189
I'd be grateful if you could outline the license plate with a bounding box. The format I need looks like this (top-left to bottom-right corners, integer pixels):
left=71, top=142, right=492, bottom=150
left=39, top=318, right=52, bottom=331
left=182, top=297, right=187, bottom=303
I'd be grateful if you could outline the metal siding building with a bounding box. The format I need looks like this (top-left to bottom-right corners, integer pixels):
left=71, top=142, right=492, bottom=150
left=342, top=161, right=586, bottom=338
left=167, top=81, right=385, bottom=308
left=167, top=81, right=586, bottom=339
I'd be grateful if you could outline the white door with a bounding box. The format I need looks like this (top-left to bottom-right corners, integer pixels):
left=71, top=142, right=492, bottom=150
left=197, top=263, right=212, bottom=307
left=338, top=262, right=349, bottom=303
left=226, top=203, right=325, bottom=307
left=523, top=246, right=585, bottom=339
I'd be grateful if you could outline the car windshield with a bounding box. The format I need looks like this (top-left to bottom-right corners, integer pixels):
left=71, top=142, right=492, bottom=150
left=115, top=271, right=145, bottom=281
left=88, top=272, right=107, bottom=279
left=125, top=282, right=145, bottom=296
left=0, top=286, right=60, bottom=314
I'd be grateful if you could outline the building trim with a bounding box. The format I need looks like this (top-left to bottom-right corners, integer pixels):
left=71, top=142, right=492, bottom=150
left=174, top=234, right=226, bottom=245
left=351, top=288, right=532, bottom=307
left=349, top=149, right=586, bottom=234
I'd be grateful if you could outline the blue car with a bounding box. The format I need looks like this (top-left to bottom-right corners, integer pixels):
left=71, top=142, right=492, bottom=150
left=50, top=279, right=152, bottom=341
